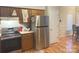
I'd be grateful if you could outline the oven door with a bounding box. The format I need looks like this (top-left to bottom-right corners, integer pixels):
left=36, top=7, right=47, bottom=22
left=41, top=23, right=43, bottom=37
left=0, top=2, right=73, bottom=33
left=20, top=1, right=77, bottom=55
left=1, top=37, right=21, bottom=53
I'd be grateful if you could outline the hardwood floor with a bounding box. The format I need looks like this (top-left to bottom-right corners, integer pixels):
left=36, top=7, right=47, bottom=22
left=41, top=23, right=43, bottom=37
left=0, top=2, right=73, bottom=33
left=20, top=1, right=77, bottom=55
left=43, top=36, right=79, bottom=53
left=10, top=36, right=79, bottom=53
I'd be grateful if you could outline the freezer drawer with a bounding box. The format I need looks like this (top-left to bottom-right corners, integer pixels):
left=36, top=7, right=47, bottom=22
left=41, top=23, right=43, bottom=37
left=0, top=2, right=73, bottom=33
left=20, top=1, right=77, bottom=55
left=35, top=27, right=49, bottom=50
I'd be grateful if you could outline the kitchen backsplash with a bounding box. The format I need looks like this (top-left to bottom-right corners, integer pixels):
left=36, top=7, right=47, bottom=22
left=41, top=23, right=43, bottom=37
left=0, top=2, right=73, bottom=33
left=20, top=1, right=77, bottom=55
left=0, top=17, right=19, bottom=28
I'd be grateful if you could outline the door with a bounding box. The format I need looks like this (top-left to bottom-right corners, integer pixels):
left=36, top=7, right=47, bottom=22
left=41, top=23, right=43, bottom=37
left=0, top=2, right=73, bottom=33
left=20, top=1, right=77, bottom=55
left=35, top=27, right=49, bottom=50
left=1, top=37, right=21, bottom=53
left=66, top=15, right=73, bottom=36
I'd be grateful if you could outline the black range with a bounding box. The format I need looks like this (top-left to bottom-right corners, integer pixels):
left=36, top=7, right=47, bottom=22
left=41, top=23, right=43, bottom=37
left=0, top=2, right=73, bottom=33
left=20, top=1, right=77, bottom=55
left=0, top=31, right=21, bottom=53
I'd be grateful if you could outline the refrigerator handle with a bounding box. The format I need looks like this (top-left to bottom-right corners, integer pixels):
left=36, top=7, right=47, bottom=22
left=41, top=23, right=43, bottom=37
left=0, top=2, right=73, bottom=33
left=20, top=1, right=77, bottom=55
left=35, top=16, right=40, bottom=26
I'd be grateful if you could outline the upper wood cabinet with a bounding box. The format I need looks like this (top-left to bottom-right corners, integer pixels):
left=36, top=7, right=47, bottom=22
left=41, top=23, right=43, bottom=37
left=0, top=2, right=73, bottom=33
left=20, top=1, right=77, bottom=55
left=31, top=9, right=45, bottom=16
left=0, top=7, right=45, bottom=24
left=15, top=8, right=23, bottom=23
left=0, top=7, right=23, bottom=23
left=0, top=7, right=11, bottom=17
left=0, top=7, right=18, bottom=17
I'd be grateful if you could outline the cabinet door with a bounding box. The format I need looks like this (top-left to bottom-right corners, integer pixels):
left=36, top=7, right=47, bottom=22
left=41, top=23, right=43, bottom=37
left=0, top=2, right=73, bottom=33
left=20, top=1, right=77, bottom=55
left=9, top=8, right=18, bottom=17
left=31, top=9, right=45, bottom=16
left=22, top=37, right=33, bottom=50
left=37, top=10, right=45, bottom=15
left=0, top=7, right=16, bottom=17
left=28, top=9, right=32, bottom=16
left=22, top=33, right=33, bottom=51
left=0, top=7, right=11, bottom=17
left=9, top=8, right=23, bottom=23
left=16, top=8, right=23, bottom=23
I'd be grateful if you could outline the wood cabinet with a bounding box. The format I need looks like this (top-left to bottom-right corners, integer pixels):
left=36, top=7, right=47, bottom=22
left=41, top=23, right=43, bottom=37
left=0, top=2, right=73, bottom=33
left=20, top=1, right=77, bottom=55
left=15, top=8, right=23, bottom=24
left=21, top=33, right=33, bottom=51
left=0, top=7, right=23, bottom=23
left=31, top=9, right=45, bottom=16
left=0, top=7, right=17, bottom=17
left=0, top=7, right=11, bottom=17
left=0, top=7, right=45, bottom=23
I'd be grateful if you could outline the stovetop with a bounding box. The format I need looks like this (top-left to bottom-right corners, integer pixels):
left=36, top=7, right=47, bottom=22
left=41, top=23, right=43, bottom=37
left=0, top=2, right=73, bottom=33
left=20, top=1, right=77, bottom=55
left=1, top=31, right=21, bottom=40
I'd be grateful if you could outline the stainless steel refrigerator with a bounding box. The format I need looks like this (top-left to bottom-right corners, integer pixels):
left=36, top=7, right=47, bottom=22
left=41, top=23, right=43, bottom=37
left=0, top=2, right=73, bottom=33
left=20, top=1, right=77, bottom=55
left=31, top=16, right=49, bottom=50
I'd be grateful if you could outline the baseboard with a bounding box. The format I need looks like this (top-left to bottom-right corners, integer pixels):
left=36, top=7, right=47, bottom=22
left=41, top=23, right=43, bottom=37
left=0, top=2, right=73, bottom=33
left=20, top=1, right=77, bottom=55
left=49, top=35, right=67, bottom=44
left=49, top=37, right=59, bottom=44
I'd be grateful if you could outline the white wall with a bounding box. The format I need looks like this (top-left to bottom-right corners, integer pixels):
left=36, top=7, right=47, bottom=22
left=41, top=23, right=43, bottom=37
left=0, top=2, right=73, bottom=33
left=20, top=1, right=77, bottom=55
left=46, top=6, right=76, bottom=44
left=59, top=7, right=76, bottom=36
left=75, top=7, right=79, bottom=26
left=46, top=6, right=60, bottom=44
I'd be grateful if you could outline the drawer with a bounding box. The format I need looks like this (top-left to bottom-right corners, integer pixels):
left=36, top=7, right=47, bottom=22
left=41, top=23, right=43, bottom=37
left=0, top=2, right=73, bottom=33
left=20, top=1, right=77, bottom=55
left=22, top=36, right=33, bottom=40
left=22, top=33, right=33, bottom=37
left=22, top=35, right=33, bottom=39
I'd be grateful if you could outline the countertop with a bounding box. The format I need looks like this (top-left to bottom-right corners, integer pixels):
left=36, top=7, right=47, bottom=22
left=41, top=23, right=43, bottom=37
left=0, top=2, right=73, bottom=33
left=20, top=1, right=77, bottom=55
left=19, top=31, right=34, bottom=34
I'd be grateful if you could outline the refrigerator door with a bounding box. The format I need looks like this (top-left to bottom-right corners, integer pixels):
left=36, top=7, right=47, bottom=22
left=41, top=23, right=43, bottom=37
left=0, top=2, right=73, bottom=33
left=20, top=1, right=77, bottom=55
left=35, top=16, right=49, bottom=27
left=35, top=27, right=49, bottom=50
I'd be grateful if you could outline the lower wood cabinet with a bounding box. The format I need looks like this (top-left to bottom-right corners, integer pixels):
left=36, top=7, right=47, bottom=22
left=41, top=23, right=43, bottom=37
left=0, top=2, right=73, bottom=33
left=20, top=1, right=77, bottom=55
left=21, top=33, right=33, bottom=51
